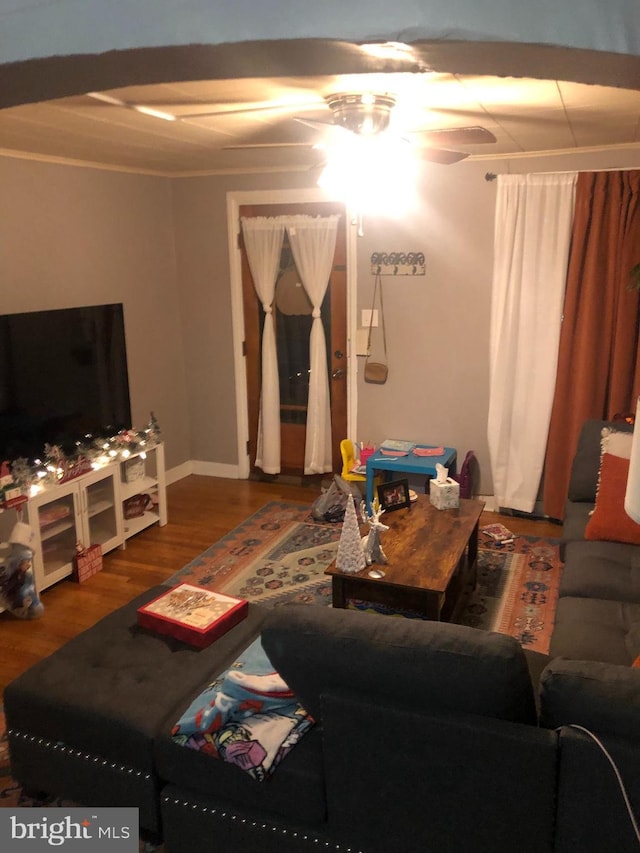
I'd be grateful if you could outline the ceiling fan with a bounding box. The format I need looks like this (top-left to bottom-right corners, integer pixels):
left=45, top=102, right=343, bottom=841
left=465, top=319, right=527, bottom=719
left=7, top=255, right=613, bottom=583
left=86, top=89, right=496, bottom=164
left=290, top=92, right=496, bottom=164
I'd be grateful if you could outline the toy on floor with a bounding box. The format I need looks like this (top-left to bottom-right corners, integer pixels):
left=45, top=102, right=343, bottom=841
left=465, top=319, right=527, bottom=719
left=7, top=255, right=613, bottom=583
left=0, top=521, right=44, bottom=618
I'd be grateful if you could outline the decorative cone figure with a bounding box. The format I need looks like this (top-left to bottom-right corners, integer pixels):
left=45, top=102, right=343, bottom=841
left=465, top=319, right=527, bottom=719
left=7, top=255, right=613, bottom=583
left=335, top=496, right=366, bottom=574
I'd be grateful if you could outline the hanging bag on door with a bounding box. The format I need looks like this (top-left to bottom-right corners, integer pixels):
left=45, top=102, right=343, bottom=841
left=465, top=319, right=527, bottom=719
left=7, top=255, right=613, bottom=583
left=364, top=273, right=388, bottom=384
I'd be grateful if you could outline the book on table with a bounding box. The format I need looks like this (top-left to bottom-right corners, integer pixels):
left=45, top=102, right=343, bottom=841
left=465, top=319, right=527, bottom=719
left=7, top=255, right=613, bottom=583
left=380, top=439, right=416, bottom=453
left=481, top=523, right=515, bottom=542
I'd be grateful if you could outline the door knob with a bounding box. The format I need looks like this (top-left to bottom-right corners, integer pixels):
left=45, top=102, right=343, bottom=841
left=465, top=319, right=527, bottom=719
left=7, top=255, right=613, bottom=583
left=331, top=368, right=346, bottom=379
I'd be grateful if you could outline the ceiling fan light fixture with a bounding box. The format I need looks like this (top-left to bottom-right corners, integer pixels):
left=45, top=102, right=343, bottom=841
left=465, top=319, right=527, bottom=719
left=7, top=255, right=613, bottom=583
left=318, top=132, right=417, bottom=218
left=327, top=93, right=396, bottom=136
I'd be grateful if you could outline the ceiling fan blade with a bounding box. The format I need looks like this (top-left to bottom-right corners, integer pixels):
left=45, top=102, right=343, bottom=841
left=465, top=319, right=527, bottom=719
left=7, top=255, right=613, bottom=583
left=413, top=126, right=497, bottom=146
left=87, top=91, right=177, bottom=121
left=293, top=116, right=339, bottom=132
left=87, top=91, right=323, bottom=123
left=420, top=148, right=470, bottom=165
left=223, top=142, right=315, bottom=150
left=176, top=101, right=322, bottom=120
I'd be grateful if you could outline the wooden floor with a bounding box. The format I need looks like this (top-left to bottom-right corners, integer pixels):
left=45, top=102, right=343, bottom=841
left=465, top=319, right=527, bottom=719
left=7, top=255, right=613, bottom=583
left=0, top=475, right=561, bottom=697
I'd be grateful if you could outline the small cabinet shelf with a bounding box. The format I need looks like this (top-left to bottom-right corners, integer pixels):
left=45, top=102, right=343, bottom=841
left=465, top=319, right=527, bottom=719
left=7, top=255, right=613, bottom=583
left=120, top=443, right=167, bottom=544
left=19, top=442, right=167, bottom=593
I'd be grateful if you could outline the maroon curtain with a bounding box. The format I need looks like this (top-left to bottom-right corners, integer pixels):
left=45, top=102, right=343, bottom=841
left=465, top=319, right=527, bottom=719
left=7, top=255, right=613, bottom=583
left=543, top=170, right=640, bottom=520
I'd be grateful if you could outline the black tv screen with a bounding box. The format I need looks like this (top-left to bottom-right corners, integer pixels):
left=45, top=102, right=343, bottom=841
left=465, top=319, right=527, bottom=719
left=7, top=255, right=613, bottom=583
left=0, top=304, right=132, bottom=463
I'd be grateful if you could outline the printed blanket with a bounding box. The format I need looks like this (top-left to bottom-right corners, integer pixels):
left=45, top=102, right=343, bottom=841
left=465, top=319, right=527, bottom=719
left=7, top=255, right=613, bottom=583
left=171, top=637, right=314, bottom=781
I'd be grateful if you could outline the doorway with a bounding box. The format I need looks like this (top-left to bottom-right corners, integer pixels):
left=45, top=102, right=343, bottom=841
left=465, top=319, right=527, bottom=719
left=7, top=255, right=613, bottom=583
left=239, top=200, right=348, bottom=477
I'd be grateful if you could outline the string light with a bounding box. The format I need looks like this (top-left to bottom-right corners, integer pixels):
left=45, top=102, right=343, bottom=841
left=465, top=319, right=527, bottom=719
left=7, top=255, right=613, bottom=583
left=7, top=414, right=162, bottom=494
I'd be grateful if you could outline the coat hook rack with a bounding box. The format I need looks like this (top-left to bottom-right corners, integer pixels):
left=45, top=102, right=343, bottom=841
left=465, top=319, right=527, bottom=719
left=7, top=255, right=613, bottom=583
left=370, top=252, right=425, bottom=276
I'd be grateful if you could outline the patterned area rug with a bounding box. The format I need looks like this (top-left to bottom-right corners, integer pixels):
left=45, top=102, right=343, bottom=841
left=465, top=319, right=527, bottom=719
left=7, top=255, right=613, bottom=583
left=164, top=500, right=563, bottom=654
left=164, top=500, right=341, bottom=606
left=457, top=534, right=563, bottom=655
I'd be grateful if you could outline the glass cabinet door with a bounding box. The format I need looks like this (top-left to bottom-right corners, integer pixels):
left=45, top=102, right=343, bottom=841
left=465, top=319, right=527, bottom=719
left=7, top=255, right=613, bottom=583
left=84, top=468, right=121, bottom=553
left=32, top=486, right=78, bottom=589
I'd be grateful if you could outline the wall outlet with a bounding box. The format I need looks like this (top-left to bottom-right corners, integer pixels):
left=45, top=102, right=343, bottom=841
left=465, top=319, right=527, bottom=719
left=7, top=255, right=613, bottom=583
left=362, top=309, right=378, bottom=327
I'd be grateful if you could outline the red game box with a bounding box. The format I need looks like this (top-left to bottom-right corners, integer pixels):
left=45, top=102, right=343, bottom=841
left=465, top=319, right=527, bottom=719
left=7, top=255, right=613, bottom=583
left=72, top=544, right=103, bottom=583
left=137, top=583, right=248, bottom=648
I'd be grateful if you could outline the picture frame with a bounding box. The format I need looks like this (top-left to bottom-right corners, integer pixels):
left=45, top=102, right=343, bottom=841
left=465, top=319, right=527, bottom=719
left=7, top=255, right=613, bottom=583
left=377, top=478, right=411, bottom=512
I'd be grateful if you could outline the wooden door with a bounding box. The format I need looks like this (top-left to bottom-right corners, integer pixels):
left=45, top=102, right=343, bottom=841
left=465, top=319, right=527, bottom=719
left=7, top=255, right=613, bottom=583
left=240, top=201, right=347, bottom=476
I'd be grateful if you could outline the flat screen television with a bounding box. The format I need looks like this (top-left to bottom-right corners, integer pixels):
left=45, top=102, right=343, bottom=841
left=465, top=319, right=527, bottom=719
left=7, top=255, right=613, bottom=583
left=0, top=304, right=132, bottom=463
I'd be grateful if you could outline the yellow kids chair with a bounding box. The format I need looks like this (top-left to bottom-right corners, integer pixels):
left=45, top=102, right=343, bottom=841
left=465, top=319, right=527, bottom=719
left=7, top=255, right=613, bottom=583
left=340, top=439, right=365, bottom=484
left=340, top=439, right=382, bottom=489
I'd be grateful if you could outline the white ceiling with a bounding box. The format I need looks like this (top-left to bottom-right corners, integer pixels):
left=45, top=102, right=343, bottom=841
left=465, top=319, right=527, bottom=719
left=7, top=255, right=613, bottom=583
left=2, top=68, right=640, bottom=176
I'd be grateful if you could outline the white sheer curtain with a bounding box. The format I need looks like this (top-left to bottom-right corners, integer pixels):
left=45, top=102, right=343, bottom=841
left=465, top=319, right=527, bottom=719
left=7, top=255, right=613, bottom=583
left=487, top=173, right=577, bottom=512
left=286, top=215, right=340, bottom=474
left=240, top=216, right=285, bottom=474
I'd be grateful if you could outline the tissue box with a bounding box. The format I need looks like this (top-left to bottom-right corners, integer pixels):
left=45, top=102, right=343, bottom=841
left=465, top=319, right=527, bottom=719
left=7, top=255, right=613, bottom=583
left=124, top=457, right=146, bottom=483
left=429, top=477, right=460, bottom=510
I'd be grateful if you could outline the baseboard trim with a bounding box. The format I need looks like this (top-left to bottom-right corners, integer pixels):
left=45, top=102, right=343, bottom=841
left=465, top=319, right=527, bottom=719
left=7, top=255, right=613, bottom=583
left=165, top=466, right=499, bottom=514
left=479, top=495, right=497, bottom=512
left=167, top=460, right=241, bottom=482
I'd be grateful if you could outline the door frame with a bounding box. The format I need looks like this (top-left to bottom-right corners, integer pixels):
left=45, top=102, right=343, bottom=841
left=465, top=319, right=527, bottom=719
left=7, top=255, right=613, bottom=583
left=227, top=188, right=359, bottom=479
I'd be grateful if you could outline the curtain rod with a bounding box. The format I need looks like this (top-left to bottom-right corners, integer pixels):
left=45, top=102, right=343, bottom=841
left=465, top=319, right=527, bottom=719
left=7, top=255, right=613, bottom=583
left=485, top=165, right=640, bottom=181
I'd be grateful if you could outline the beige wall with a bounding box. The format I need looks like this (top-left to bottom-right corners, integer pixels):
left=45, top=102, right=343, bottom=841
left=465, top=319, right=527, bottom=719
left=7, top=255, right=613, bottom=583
left=2, top=148, right=639, bottom=493
left=353, top=159, right=496, bottom=493
left=0, top=157, right=190, bottom=471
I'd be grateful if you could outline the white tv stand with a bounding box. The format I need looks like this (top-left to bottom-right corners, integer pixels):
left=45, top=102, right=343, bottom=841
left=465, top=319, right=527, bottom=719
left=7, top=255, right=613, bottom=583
left=12, top=443, right=167, bottom=593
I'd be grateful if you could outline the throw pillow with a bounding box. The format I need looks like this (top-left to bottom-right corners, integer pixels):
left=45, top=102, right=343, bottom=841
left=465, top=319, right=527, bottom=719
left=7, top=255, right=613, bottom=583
left=601, top=427, right=633, bottom=459
left=567, top=420, right=633, bottom=502
left=585, top=453, right=640, bottom=545
left=633, top=656, right=640, bottom=668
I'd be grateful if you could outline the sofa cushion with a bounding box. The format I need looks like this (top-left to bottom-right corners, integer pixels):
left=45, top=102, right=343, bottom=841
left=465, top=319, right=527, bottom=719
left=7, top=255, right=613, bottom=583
left=567, top=419, right=633, bottom=503
left=553, top=726, right=640, bottom=853
left=261, top=605, right=537, bottom=725
left=549, top=596, right=640, bottom=665
left=560, top=540, right=640, bottom=603
left=540, top=658, right=640, bottom=742
left=585, top=453, right=640, bottom=545
left=561, top=500, right=592, bottom=549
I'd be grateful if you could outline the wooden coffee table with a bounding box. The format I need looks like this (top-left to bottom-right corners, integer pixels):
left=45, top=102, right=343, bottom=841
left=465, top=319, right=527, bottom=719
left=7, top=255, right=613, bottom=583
left=325, top=495, right=485, bottom=622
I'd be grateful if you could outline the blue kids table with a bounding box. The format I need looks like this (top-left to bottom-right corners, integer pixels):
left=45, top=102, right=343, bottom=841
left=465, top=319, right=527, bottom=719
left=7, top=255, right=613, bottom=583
left=365, top=445, right=457, bottom=511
